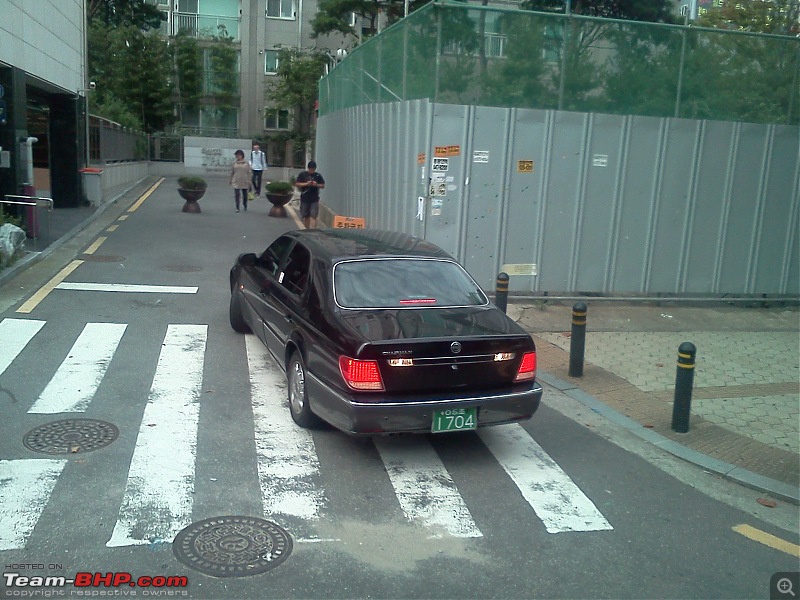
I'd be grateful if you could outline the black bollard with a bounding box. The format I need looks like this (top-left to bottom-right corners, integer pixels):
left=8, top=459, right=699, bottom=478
left=671, top=342, right=696, bottom=433
left=568, top=302, right=587, bottom=377
left=495, top=272, right=509, bottom=314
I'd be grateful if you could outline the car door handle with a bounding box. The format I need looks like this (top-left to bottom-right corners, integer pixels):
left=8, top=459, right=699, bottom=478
left=284, top=314, right=293, bottom=323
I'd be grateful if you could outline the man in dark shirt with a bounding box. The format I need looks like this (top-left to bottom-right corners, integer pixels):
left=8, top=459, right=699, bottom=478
left=295, top=161, right=325, bottom=229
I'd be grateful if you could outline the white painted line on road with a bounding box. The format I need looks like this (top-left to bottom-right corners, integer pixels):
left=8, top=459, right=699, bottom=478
left=246, top=336, right=327, bottom=528
left=107, top=324, right=207, bottom=547
left=56, top=282, right=198, bottom=294
left=374, top=437, right=483, bottom=539
left=0, top=459, right=67, bottom=550
left=0, top=318, right=46, bottom=376
left=478, top=425, right=613, bottom=534
left=28, top=323, right=127, bottom=413
left=16, top=260, right=83, bottom=314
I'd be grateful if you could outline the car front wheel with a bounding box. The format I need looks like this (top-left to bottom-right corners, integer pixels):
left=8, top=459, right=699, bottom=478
left=288, top=352, right=321, bottom=428
left=229, top=291, right=251, bottom=333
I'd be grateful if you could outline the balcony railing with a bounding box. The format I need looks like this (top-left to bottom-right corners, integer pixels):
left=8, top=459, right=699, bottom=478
left=172, top=13, right=240, bottom=40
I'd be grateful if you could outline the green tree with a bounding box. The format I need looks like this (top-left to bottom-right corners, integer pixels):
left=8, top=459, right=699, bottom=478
left=311, top=0, right=429, bottom=40
left=173, top=32, right=203, bottom=120
left=88, top=23, right=174, bottom=132
left=266, top=48, right=329, bottom=141
left=88, top=0, right=164, bottom=30
left=521, top=0, right=676, bottom=22
left=696, top=0, right=800, bottom=35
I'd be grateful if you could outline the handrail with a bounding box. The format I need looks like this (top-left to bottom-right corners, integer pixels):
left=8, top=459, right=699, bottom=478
left=3, top=196, right=54, bottom=210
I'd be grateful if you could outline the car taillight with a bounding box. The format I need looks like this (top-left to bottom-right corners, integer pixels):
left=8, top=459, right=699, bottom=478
left=339, top=356, right=385, bottom=391
left=514, top=351, right=536, bottom=382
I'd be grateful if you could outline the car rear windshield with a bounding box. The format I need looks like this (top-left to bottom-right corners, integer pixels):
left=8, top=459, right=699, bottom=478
left=333, top=258, right=488, bottom=309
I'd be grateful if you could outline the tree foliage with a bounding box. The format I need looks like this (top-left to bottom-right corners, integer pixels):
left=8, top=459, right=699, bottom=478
left=266, top=48, right=329, bottom=140
left=311, top=0, right=429, bottom=40
left=695, top=0, right=800, bottom=35
left=520, top=0, right=676, bottom=22
left=88, top=0, right=164, bottom=30
left=88, top=23, right=174, bottom=132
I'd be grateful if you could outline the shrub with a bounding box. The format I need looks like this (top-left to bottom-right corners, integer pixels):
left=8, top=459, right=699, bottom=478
left=178, top=176, right=207, bottom=190
left=266, top=181, right=294, bottom=194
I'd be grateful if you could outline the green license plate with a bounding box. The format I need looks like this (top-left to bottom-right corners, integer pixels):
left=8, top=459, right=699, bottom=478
left=431, top=407, right=477, bottom=433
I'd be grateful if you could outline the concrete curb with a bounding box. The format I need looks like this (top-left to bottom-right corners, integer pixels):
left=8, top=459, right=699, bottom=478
left=538, top=370, right=800, bottom=505
left=0, top=178, right=150, bottom=289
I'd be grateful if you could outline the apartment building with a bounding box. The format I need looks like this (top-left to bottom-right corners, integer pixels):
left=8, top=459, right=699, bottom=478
left=148, top=0, right=345, bottom=158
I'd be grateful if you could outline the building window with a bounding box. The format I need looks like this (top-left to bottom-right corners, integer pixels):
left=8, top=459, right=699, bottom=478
left=265, top=109, right=291, bottom=130
left=265, top=50, right=280, bottom=74
left=266, top=0, right=294, bottom=19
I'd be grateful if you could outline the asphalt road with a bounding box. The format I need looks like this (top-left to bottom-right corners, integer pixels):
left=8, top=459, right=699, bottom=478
left=0, top=179, right=797, bottom=600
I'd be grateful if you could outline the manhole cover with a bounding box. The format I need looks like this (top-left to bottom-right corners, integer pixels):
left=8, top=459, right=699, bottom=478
left=162, top=265, right=202, bottom=273
left=79, top=254, right=126, bottom=262
left=23, top=419, right=119, bottom=454
left=173, top=516, right=292, bottom=577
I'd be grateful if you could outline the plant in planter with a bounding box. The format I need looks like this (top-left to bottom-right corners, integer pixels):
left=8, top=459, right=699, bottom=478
left=265, top=180, right=295, bottom=217
left=178, top=176, right=207, bottom=213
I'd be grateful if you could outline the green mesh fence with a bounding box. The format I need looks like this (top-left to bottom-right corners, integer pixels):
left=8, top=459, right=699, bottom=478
left=319, top=1, right=800, bottom=125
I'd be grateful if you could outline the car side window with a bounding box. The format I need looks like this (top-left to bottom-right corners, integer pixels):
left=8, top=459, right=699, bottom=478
left=281, top=243, right=311, bottom=296
left=259, top=236, right=294, bottom=276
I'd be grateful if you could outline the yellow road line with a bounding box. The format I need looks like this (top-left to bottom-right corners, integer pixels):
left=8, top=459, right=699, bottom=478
left=16, top=260, right=84, bottom=314
left=107, top=225, right=118, bottom=232
left=733, top=524, right=800, bottom=557
left=128, top=178, right=164, bottom=213
left=118, top=215, right=128, bottom=221
left=84, top=237, right=106, bottom=255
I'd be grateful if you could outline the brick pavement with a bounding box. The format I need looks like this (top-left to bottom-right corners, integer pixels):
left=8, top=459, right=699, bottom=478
left=512, top=302, right=800, bottom=496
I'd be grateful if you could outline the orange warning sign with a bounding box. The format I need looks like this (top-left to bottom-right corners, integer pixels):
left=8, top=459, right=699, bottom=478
left=333, top=215, right=366, bottom=229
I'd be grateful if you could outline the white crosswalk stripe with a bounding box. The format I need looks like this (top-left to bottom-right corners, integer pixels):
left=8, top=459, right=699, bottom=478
left=0, top=459, right=67, bottom=550
left=0, top=318, right=45, bottom=377
left=374, top=436, right=483, bottom=538
left=246, top=335, right=328, bottom=538
left=28, top=322, right=127, bottom=414
left=0, top=319, right=613, bottom=550
left=478, top=425, right=613, bottom=533
left=107, top=324, right=208, bottom=548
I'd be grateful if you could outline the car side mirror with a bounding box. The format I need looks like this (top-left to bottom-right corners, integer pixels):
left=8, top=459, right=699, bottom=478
left=239, top=253, right=257, bottom=267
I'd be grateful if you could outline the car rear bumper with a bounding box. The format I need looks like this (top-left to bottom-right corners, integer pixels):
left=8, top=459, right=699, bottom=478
left=306, top=374, right=543, bottom=435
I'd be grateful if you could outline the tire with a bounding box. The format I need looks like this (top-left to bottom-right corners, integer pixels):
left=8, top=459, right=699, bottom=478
left=287, top=352, right=321, bottom=429
left=229, top=291, right=251, bottom=333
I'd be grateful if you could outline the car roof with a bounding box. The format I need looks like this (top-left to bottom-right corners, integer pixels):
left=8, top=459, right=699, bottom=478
left=287, top=229, right=453, bottom=262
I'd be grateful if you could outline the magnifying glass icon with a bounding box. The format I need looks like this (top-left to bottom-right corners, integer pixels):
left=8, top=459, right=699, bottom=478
left=777, top=578, right=796, bottom=597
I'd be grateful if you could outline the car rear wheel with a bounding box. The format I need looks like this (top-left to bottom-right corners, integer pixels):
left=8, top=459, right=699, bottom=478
left=229, top=291, right=251, bottom=333
left=288, top=352, right=321, bottom=428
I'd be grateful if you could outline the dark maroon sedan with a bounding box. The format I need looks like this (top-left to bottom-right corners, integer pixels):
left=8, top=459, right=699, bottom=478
left=229, top=229, right=543, bottom=435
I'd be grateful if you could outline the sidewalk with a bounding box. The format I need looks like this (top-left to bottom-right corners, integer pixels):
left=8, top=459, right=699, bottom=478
left=510, top=301, right=799, bottom=504
left=2, top=182, right=798, bottom=505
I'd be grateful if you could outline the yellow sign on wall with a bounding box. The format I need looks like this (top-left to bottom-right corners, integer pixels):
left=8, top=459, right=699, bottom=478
left=517, top=160, right=534, bottom=173
left=333, top=216, right=366, bottom=229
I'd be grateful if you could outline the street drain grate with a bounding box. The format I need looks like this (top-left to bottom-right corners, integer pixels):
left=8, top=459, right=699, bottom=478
left=23, top=419, right=119, bottom=454
left=79, top=254, right=126, bottom=262
left=162, top=265, right=202, bottom=273
left=173, top=516, right=292, bottom=577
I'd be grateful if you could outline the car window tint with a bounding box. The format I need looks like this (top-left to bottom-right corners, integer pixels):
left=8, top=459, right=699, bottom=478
left=259, top=236, right=294, bottom=276
left=333, top=259, right=488, bottom=308
left=281, top=244, right=311, bottom=296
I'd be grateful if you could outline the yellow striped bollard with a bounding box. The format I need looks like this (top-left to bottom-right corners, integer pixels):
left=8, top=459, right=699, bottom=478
left=671, top=342, right=697, bottom=433
left=568, top=302, right=587, bottom=377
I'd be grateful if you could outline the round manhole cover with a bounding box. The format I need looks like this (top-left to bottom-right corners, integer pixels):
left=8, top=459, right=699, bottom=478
left=173, top=516, right=292, bottom=577
left=79, top=254, right=126, bottom=262
left=23, top=419, right=119, bottom=454
left=162, top=265, right=202, bottom=273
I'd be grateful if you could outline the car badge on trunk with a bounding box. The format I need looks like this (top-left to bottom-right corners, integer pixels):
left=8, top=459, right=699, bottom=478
left=450, top=341, right=462, bottom=354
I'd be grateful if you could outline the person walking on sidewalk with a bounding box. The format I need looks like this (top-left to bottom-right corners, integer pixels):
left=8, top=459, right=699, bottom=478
left=295, top=160, right=325, bottom=229
left=230, top=150, right=252, bottom=212
left=250, top=142, right=267, bottom=197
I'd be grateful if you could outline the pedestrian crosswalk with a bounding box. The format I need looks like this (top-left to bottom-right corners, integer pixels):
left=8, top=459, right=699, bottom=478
left=0, top=317, right=613, bottom=552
